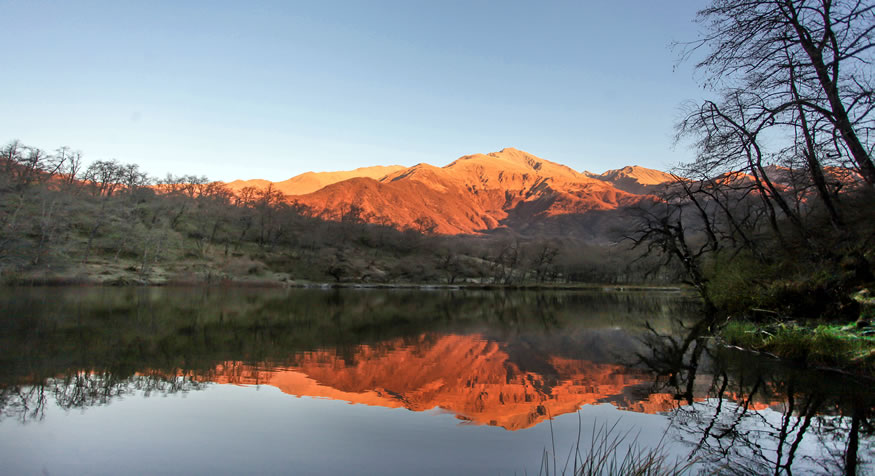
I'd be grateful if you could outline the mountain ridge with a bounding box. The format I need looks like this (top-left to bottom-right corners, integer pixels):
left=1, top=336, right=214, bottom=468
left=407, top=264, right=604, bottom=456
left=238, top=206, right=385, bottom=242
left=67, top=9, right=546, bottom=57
left=222, top=148, right=676, bottom=237
left=586, top=165, right=677, bottom=194
left=223, top=164, right=407, bottom=196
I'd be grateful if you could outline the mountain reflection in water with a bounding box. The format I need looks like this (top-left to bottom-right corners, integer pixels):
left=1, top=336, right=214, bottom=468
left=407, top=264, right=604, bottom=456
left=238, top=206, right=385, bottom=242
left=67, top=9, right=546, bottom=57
left=0, top=287, right=872, bottom=475
left=196, top=334, right=680, bottom=430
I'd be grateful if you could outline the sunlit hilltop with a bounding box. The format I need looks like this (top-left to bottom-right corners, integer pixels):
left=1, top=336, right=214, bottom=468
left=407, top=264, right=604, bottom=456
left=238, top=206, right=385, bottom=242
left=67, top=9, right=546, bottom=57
left=217, top=148, right=674, bottom=236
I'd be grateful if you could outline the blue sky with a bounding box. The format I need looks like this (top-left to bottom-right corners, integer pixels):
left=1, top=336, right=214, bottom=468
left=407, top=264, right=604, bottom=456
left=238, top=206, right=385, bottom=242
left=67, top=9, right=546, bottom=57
left=1, top=0, right=707, bottom=181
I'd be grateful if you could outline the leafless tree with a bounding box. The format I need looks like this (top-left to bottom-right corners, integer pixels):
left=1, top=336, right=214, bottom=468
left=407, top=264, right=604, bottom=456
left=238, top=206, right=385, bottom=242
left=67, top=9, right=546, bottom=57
left=681, top=0, right=875, bottom=185
left=626, top=198, right=717, bottom=311
left=413, top=215, right=438, bottom=235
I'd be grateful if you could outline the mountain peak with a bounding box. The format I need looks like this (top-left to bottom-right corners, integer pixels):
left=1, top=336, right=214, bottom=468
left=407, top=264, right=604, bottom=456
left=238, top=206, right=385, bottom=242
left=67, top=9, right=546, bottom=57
left=601, top=165, right=675, bottom=184
left=444, top=148, right=585, bottom=180
left=589, top=165, right=676, bottom=194
left=492, top=147, right=525, bottom=155
left=486, top=147, right=536, bottom=161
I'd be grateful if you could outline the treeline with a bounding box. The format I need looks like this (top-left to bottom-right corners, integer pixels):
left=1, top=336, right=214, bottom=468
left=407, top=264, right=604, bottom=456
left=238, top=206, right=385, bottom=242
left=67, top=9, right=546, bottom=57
left=0, top=140, right=659, bottom=285
left=630, top=0, right=875, bottom=318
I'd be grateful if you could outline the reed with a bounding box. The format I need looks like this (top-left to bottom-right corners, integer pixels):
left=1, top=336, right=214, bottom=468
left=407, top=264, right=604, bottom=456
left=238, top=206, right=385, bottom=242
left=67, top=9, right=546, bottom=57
left=536, top=415, right=695, bottom=476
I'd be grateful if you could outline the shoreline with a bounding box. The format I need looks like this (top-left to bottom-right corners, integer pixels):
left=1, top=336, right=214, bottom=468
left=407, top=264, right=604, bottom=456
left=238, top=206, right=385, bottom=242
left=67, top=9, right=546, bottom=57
left=0, top=276, right=689, bottom=293
left=717, top=319, right=875, bottom=378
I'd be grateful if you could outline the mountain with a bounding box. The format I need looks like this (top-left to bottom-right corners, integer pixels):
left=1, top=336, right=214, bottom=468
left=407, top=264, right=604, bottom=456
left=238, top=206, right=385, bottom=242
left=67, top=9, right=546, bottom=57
left=291, top=148, right=651, bottom=236
left=586, top=165, right=676, bottom=194
left=223, top=165, right=406, bottom=196
left=217, top=148, right=673, bottom=238
left=762, top=164, right=862, bottom=187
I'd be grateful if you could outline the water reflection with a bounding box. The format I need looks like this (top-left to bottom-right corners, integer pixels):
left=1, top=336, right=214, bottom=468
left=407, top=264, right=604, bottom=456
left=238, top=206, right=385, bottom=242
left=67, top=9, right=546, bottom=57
left=1, top=372, right=204, bottom=424
left=194, top=334, right=680, bottom=431
left=641, top=318, right=875, bottom=475
left=0, top=287, right=872, bottom=474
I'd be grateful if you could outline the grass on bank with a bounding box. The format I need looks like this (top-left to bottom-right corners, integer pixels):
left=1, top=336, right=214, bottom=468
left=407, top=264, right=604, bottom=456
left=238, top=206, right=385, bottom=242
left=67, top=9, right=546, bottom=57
left=719, top=320, right=875, bottom=373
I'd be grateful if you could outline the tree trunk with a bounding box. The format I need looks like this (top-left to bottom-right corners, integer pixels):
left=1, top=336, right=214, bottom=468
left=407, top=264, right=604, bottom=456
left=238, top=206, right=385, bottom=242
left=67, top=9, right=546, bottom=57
left=785, top=2, right=875, bottom=185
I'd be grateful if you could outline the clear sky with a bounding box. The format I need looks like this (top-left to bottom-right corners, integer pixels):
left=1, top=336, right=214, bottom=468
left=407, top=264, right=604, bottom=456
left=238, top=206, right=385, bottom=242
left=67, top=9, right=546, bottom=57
left=1, top=0, right=708, bottom=181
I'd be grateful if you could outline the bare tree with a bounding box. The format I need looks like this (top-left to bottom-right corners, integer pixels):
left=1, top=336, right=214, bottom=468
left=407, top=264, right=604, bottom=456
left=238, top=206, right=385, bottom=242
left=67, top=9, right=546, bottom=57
left=627, top=199, right=716, bottom=311
left=526, top=241, right=559, bottom=283
left=683, top=0, right=875, bottom=185
left=413, top=215, right=438, bottom=235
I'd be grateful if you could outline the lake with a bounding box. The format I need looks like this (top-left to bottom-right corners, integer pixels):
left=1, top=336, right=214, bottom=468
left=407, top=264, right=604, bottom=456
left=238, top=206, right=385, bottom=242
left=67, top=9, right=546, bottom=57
left=0, top=287, right=871, bottom=475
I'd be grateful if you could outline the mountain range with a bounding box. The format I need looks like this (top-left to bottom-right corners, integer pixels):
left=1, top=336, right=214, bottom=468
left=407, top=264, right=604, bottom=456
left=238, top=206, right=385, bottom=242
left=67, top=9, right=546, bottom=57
left=221, top=148, right=676, bottom=237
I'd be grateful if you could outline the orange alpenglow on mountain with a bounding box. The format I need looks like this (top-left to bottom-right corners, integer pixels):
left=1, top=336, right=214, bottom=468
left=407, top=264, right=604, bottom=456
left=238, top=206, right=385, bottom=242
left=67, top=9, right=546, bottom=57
left=223, top=165, right=407, bottom=196
left=586, top=165, right=677, bottom=194
left=196, top=334, right=688, bottom=430
left=222, top=148, right=675, bottom=235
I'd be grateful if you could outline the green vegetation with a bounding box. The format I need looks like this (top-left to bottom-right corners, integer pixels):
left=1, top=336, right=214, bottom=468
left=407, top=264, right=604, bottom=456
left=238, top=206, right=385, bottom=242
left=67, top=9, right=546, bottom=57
left=719, top=320, right=875, bottom=373
left=701, top=243, right=874, bottom=319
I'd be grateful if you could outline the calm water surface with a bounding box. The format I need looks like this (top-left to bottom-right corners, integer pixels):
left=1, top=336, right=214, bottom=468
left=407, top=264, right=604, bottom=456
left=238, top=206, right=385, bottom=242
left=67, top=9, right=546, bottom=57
left=0, top=287, right=872, bottom=475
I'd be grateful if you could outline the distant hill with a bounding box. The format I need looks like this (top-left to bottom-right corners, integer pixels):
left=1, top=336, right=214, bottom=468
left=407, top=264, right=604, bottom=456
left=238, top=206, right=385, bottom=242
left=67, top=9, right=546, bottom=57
left=586, top=165, right=676, bottom=194
left=223, top=165, right=406, bottom=196
left=221, top=148, right=673, bottom=238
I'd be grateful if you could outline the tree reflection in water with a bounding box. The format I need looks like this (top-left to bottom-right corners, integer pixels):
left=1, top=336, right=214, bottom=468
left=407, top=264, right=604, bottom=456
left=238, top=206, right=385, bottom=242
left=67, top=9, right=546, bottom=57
left=0, top=371, right=206, bottom=424
left=638, top=318, right=873, bottom=475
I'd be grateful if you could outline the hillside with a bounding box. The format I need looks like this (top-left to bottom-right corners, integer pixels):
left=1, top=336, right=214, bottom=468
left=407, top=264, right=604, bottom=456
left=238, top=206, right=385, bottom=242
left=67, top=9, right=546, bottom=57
left=586, top=165, right=676, bottom=194
left=223, top=165, right=406, bottom=196
left=290, top=148, right=654, bottom=236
